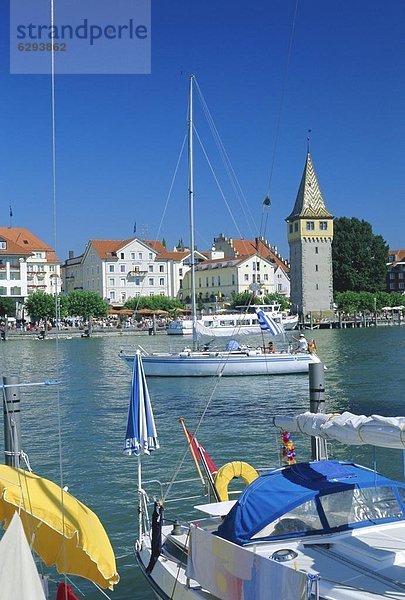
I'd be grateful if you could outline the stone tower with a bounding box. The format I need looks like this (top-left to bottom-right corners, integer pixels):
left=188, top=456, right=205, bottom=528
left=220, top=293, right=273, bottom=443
left=286, top=152, right=334, bottom=315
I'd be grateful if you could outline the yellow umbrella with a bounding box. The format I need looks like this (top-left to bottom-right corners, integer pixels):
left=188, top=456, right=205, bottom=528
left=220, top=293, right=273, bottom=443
left=0, top=465, right=119, bottom=590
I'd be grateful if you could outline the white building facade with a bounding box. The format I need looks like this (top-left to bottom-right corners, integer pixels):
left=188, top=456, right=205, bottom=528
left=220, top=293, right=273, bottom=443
left=0, top=228, right=61, bottom=315
left=61, top=238, right=204, bottom=304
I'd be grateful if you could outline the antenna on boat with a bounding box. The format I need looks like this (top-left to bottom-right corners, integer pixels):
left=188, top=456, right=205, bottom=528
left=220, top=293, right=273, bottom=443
left=188, top=74, right=197, bottom=351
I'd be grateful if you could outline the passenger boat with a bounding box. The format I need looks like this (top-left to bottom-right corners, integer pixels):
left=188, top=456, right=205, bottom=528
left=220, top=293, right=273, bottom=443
left=167, top=305, right=298, bottom=336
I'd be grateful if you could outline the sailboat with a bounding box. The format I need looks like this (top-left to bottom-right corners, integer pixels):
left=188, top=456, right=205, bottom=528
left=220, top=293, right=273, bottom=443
left=132, top=356, right=405, bottom=600
left=120, top=76, right=319, bottom=377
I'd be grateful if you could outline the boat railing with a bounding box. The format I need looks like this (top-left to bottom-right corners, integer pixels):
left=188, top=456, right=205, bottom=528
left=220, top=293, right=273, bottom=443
left=141, top=476, right=210, bottom=508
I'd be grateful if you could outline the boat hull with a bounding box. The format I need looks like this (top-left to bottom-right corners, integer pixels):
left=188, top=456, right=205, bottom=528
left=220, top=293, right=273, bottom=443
left=120, top=351, right=320, bottom=376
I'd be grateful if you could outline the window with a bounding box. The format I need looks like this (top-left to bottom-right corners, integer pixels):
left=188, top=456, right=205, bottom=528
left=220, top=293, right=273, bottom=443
left=159, top=278, right=164, bottom=286
left=289, top=224, right=293, bottom=233
left=294, top=222, right=298, bottom=232
left=316, top=283, right=319, bottom=290
left=120, top=252, right=125, bottom=259
left=244, top=274, right=249, bottom=281
left=159, top=265, right=164, bottom=272
left=109, top=278, right=115, bottom=286
left=135, top=278, right=140, bottom=286
left=253, top=500, right=322, bottom=539
left=320, top=487, right=400, bottom=529
left=217, top=276, right=221, bottom=285
left=120, top=278, right=126, bottom=286
left=198, top=277, right=201, bottom=287
left=148, top=252, right=153, bottom=260
left=277, top=284, right=283, bottom=292
left=110, top=291, right=115, bottom=300
left=306, top=221, right=315, bottom=231
left=211, top=276, right=215, bottom=286
left=206, top=277, right=209, bottom=287
left=150, top=292, right=154, bottom=297
left=390, top=283, right=395, bottom=289
left=315, top=247, right=319, bottom=254
left=149, top=278, right=154, bottom=286
left=160, top=292, right=165, bottom=296
left=138, top=252, right=143, bottom=260
left=121, top=292, right=126, bottom=301
left=390, top=273, right=395, bottom=279
left=109, top=265, right=115, bottom=273
left=0, top=241, right=6, bottom=250
left=264, top=273, right=268, bottom=281
left=120, top=265, right=126, bottom=273
left=400, top=283, right=404, bottom=290
left=315, top=265, right=318, bottom=272
left=257, top=262, right=260, bottom=271
left=231, top=274, right=235, bottom=285
left=179, top=268, right=183, bottom=276
left=149, top=265, right=153, bottom=272
left=131, top=252, right=136, bottom=260
left=399, top=273, right=404, bottom=279
left=320, top=221, right=328, bottom=230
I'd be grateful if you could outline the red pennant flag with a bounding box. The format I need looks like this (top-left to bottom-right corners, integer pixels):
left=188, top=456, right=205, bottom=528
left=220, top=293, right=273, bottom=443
left=186, top=428, right=218, bottom=475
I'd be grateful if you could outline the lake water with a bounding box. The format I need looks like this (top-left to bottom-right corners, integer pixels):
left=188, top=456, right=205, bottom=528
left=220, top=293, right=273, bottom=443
left=0, top=326, right=404, bottom=599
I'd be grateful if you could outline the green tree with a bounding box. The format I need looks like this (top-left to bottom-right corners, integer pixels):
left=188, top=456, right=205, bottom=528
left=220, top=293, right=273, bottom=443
left=67, top=291, right=108, bottom=320
left=332, top=217, right=388, bottom=292
left=25, top=292, right=56, bottom=321
left=229, top=291, right=290, bottom=310
left=0, top=298, right=15, bottom=318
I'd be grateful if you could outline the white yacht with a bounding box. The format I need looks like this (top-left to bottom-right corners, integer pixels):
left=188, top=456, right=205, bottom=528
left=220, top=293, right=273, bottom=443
left=135, top=410, right=405, bottom=600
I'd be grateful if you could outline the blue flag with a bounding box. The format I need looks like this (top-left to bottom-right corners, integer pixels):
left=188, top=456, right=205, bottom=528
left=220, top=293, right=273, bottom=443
left=255, top=308, right=285, bottom=336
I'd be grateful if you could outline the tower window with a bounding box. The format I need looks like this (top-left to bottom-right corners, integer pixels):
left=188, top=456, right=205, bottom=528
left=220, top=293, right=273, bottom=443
left=294, top=222, right=298, bottom=232
left=289, top=224, right=293, bottom=233
left=315, top=247, right=319, bottom=254
left=315, top=265, right=319, bottom=272
left=306, top=221, right=315, bottom=231
left=316, top=283, right=319, bottom=290
left=320, top=221, right=328, bottom=230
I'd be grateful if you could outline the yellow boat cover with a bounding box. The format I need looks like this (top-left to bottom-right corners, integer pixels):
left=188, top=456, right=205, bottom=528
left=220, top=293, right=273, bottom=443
left=0, top=465, right=119, bottom=590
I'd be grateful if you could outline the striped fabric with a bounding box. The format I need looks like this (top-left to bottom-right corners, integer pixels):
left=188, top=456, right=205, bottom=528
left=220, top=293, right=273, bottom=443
left=255, top=308, right=285, bottom=336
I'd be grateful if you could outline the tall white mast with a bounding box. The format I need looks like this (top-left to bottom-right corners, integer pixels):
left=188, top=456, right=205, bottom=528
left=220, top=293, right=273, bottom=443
left=188, top=75, right=197, bottom=351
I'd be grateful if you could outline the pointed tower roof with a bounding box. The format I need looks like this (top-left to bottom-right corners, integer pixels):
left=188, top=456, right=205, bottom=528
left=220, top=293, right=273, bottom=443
left=286, top=152, right=332, bottom=221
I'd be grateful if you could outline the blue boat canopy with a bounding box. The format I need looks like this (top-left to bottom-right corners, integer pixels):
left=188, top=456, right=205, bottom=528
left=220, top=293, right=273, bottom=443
left=217, top=460, right=405, bottom=545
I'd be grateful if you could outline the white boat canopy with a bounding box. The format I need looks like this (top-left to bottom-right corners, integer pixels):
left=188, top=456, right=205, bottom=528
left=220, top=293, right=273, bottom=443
left=272, top=411, right=405, bottom=449
left=195, top=321, right=259, bottom=339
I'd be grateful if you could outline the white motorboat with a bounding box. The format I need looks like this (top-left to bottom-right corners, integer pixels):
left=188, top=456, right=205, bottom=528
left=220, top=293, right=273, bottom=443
left=135, top=408, right=405, bottom=599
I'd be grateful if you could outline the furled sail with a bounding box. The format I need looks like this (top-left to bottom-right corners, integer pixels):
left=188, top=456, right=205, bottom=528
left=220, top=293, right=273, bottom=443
left=272, top=412, right=405, bottom=449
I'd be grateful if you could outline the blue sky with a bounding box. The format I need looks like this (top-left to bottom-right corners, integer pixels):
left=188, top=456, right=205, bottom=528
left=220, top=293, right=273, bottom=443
left=0, top=0, right=404, bottom=262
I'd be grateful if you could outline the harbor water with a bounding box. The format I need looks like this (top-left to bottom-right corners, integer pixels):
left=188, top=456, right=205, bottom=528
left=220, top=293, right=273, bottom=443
left=0, top=326, right=404, bottom=599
